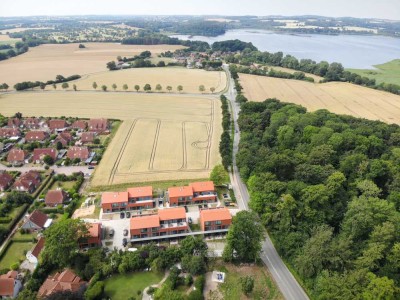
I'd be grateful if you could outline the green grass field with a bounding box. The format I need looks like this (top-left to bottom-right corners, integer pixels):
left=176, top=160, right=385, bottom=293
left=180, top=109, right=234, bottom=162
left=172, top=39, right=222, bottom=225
left=347, top=59, right=400, bottom=85
left=0, top=241, right=34, bottom=269
left=104, top=272, right=164, bottom=300
left=50, top=180, right=76, bottom=191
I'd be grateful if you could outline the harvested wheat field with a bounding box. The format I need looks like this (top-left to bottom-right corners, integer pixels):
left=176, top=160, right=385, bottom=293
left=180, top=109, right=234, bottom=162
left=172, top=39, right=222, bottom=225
left=0, top=92, right=221, bottom=185
left=240, top=74, right=400, bottom=124
left=0, top=43, right=186, bottom=88
left=51, top=67, right=227, bottom=94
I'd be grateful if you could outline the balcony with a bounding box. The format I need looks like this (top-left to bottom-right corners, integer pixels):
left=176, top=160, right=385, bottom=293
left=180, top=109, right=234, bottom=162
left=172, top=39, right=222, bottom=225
left=160, top=221, right=187, bottom=229
left=193, top=192, right=217, bottom=198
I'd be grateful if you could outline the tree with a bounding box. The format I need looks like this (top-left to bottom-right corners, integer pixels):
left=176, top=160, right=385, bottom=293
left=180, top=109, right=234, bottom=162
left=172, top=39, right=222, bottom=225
left=56, top=75, right=65, bottom=82
left=42, top=218, right=88, bottom=268
left=166, top=86, right=172, bottom=92
left=156, top=84, right=162, bottom=92
left=123, top=84, right=128, bottom=91
left=210, top=164, right=229, bottom=185
left=144, top=84, right=151, bottom=92
left=56, top=141, right=63, bottom=150
left=177, top=85, right=183, bottom=93
left=2, top=83, right=9, bottom=91
left=157, top=61, right=166, bottom=67
left=61, top=82, right=69, bottom=90
left=112, top=83, right=117, bottom=91
left=39, top=82, right=46, bottom=91
left=210, top=87, right=215, bottom=93
left=92, top=82, right=98, bottom=90
left=52, top=83, right=57, bottom=90
left=240, top=276, right=255, bottom=295
left=85, top=281, right=104, bottom=300
left=73, top=84, right=77, bottom=91
left=78, top=44, right=86, bottom=49
left=43, top=155, right=54, bottom=166
left=101, top=85, right=107, bottom=92
left=134, top=85, right=140, bottom=92
left=106, top=61, right=117, bottom=71
left=199, top=85, right=205, bottom=93
left=223, top=211, right=263, bottom=262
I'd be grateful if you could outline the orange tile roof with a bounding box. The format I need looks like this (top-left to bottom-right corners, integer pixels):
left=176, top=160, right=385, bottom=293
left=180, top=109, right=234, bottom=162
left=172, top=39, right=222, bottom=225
left=168, top=186, right=193, bottom=198
left=200, top=208, right=232, bottom=222
left=101, top=192, right=128, bottom=204
left=31, top=237, right=45, bottom=258
left=158, top=207, right=186, bottom=221
left=190, top=181, right=215, bottom=193
left=127, top=186, right=153, bottom=198
left=38, top=268, right=86, bottom=298
left=130, top=215, right=160, bottom=230
left=0, top=278, right=14, bottom=297
left=87, top=223, right=101, bottom=238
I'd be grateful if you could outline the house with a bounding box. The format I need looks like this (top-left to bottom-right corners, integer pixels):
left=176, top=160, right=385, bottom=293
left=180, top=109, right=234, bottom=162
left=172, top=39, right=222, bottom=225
left=79, top=223, right=101, bottom=249
left=55, top=131, right=73, bottom=147
left=26, top=237, right=45, bottom=265
left=88, top=118, right=109, bottom=133
left=37, top=269, right=87, bottom=298
left=21, top=210, right=52, bottom=232
left=67, top=146, right=89, bottom=161
left=168, top=181, right=217, bottom=206
left=48, top=119, right=68, bottom=132
left=0, top=172, right=13, bottom=191
left=32, top=148, right=57, bottom=164
left=0, top=271, right=22, bottom=299
left=199, top=208, right=232, bottom=232
left=0, top=128, right=21, bottom=139
left=25, top=131, right=48, bottom=143
left=45, top=189, right=68, bottom=207
left=130, top=207, right=188, bottom=240
left=13, top=171, right=41, bottom=193
left=24, top=118, right=40, bottom=129
left=7, top=149, right=27, bottom=166
left=7, top=118, right=22, bottom=128
left=80, top=132, right=96, bottom=144
left=71, top=120, right=87, bottom=131
left=101, top=186, right=154, bottom=213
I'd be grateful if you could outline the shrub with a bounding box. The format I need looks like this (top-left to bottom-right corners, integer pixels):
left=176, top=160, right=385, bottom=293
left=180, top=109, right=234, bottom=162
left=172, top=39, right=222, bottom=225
left=194, top=275, right=205, bottom=292
left=240, top=276, right=254, bottom=295
left=84, top=281, right=104, bottom=300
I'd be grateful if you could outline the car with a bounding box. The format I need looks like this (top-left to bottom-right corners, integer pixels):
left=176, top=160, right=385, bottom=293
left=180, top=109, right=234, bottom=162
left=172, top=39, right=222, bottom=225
left=123, top=229, right=128, bottom=236
left=88, top=165, right=95, bottom=169
left=223, top=193, right=229, bottom=199
left=109, top=229, right=114, bottom=237
left=126, top=212, right=131, bottom=218
left=122, top=238, right=128, bottom=247
left=120, top=212, right=125, bottom=219
left=198, top=205, right=202, bottom=209
left=188, top=217, right=193, bottom=224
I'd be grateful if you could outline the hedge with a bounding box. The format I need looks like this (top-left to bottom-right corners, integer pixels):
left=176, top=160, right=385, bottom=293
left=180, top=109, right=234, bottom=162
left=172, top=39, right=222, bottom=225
left=0, top=203, right=29, bottom=245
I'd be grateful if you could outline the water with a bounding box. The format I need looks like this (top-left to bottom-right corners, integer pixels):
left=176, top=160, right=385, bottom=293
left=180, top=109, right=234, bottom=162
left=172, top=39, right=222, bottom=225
left=171, top=29, right=400, bottom=69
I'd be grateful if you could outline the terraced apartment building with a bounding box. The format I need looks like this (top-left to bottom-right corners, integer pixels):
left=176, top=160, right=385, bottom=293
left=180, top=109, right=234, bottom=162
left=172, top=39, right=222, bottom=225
left=101, top=186, right=154, bottom=212
left=167, top=181, right=217, bottom=206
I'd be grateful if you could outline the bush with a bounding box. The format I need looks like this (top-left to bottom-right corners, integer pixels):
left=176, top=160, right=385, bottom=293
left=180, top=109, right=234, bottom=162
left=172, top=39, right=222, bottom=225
left=185, top=274, right=193, bottom=286
left=194, top=275, right=205, bottom=292
left=188, top=289, right=203, bottom=300
left=240, top=276, right=254, bottom=295
left=147, top=287, right=156, bottom=295
left=10, top=262, right=20, bottom=270
left=84, top=281, right=104, bottom=300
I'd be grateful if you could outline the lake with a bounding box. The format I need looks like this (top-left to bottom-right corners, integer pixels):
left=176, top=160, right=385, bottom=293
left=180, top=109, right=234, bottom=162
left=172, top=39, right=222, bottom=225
left=171, top=29, right=400, bottom=69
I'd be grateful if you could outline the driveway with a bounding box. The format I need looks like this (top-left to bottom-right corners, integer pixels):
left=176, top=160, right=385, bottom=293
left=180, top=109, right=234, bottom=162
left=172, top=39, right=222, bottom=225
left=101, top=218, right=130, bottom=250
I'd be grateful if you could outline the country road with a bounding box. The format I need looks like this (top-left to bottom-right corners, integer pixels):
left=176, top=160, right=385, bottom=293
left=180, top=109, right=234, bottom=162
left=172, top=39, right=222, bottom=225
left=223, top=64, right=309, bottom=300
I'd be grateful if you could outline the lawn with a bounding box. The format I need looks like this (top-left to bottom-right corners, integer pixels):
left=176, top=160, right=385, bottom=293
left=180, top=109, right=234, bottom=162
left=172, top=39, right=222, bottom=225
left=50, top=180, right=76, bottom=191
left=347, top=59, right=400, bottom=85
left=0, top=241, right=34, bottom=269
left=104, top=272, right=164, bottom=300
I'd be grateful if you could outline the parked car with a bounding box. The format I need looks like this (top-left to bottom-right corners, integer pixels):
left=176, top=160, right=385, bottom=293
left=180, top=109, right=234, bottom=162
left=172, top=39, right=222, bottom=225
left=188, top=217, right=192, bottom=224
left=126, top=212, right=131, bottom=218
left=122, top=238, right=128, bottom=247
left=88, top=165, right=95, bottom=169
left=120, top=212, right=125, bottom=219
left=223, top=193, right=229, bottom=199
left=109, top=229, right=114, bottom=237
left=123, top=229, right=128, bottom=236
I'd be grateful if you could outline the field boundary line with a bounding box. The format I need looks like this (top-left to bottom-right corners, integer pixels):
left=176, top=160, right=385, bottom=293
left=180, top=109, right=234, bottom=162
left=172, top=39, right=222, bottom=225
left=148, top=119, right=161, bottom=170
left=180, top=122, right=188, bottom=170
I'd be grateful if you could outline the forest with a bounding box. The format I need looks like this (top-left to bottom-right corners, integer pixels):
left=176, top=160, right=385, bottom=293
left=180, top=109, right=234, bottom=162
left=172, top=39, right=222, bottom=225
left=237, top=99, right=400, bottom=299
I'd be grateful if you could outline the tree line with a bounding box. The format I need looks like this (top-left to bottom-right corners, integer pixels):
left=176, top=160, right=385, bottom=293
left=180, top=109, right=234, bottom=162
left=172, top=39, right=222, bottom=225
left=219, top=95, right=233, bottom=169
left=13, top=74, right=81, bottom=91
left=236, top=99, right=400, bottom=299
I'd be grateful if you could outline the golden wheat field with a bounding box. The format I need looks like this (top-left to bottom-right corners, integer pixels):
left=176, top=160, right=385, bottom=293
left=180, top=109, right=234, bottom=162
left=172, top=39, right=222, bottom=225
left=239, top=74, right=400, bottom=124
left=0, top=92, right=221, bottom=185
left=50, top=67, right=227, bottom=94
left=0, top=43, right=186, bottom=88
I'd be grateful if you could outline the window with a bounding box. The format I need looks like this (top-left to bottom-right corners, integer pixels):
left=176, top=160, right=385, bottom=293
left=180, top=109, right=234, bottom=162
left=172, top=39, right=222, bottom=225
left=215, top=220, right=222, bottom=225
left=141, top=228, right=148, bottom=233
left=205, top=221, right=210, bottom=226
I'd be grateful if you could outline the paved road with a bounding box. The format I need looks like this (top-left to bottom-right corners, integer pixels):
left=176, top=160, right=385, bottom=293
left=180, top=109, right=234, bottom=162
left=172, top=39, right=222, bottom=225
left=0, top=164, right=94, bottom=176
left=223, top=64, right=309, bottom=300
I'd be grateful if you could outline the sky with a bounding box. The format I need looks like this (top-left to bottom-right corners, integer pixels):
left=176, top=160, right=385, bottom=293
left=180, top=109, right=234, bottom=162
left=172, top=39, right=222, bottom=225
left=0, top=0, right=399, bottom=20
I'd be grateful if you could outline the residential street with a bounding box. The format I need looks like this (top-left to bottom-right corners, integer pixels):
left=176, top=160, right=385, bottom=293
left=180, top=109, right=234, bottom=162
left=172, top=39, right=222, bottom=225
left=223, top=64, right=309, bottom=300
left=0, top=164, right=94, bottom=176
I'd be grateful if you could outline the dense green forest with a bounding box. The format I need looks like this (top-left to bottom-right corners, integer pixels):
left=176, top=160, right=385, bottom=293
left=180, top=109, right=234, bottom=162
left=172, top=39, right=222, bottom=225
left=237, top=99, right=400, bottom=299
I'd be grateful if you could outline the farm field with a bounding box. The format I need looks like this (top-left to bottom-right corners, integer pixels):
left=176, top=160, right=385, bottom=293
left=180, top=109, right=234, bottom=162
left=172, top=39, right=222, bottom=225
left=0, top=92, right=222, bottom=185
left=266, top=65, right=323, bottom=82
left=239, top=73, right=400, bottom=124
left=0, top=43, right=186, bottom=88
left=348, top=59, right=400, bottom=86
left=51, top=67, right=227, bottom=94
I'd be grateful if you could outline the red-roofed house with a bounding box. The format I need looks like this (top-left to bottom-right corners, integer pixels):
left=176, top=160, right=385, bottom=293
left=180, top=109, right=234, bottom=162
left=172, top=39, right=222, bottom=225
left=199, top=208, right=232, bottom=232
left=72, top=120, right=87, bottom=131
left=0, top=271, right=22, bottom=299
left=0, top=128, right=21, bottom=138
left=80, top=132, right=96, bottom=144
left=26, top=237, right=45, bottom=265
left=21, top=210, right=51, bottom=232
left=37, top=269, right=86, bottom=298
left=168, top=181, right=217, bottom=206
left=48, top=119, right=68, bottom=131
left=45, top=190, right=69, bottom=207
left=79, top=223, right=101, bottom=249
left=7, top=148, right=27, bottom=166
left=32, top=148, right=57, bottom=164
left=101, top=186, right=154, bottom=213
left=101, top=192, right=128, bottom=213
left=130, top=207, right=188, bottom=240
left=0, top=172, right=13, bottom=191
left=67, top=147, right=89, bottom=161
left=88, top=118, right=109, bottom=133
left=55, top=131, right=73, bottom=147
left=25, top=131, right=48, bottom=142
left=24, top=118, right=40, bottom=129
left=13, top=171, right=41, bottom=193
left=7, top=118, right=22, bottom=128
